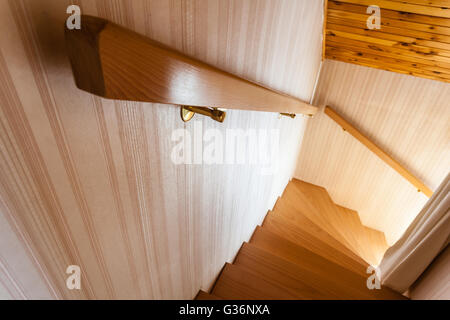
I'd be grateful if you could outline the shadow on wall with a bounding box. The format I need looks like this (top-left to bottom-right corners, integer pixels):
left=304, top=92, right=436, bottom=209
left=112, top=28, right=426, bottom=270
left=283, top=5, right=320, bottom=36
left=12, top=0, right=73, bottom=73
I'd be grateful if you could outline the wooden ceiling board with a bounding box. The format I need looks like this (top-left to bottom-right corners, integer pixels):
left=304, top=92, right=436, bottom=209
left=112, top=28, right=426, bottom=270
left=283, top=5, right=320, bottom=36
left=326, top=0, right=450, bottom=82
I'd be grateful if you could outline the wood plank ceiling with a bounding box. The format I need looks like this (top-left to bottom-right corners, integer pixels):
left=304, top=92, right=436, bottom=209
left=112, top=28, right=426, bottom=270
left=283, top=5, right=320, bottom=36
left=325, top=0, right=450, bottom=82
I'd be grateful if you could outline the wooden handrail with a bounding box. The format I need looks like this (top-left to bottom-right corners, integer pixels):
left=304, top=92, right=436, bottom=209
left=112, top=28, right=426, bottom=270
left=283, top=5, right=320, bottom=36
left=324, top=106, right=433, bottom=197
left=64, top=15, right=318, bottom=116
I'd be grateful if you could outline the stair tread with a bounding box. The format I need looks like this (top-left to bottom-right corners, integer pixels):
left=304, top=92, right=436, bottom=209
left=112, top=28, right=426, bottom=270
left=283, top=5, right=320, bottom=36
left=291, top=179, right=360, bottom=255
left=291, top=179, right=390, bottom=266
left=335, top=205, right=379, bottom=265
left=211, top=263, right=298, bottom=300
left=235, top=242, right=356, bottom=299
left=271, top=197, right=369, bottom=267
left=281, top=181, right=332, bottom=235
left=195, top=290, right=222, bottom=300
left=250, top=226, right=405, bottom=300
left=364, top=226, right=389, bottom=265
left=263, top=212, right=368, bottom=276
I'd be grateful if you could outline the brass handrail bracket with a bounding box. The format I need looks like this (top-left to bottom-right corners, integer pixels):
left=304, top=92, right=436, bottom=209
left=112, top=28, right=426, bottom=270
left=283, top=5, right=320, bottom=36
left=279, top=113, right=296, bottom=119
left=180, top=106, right=226, bottom=123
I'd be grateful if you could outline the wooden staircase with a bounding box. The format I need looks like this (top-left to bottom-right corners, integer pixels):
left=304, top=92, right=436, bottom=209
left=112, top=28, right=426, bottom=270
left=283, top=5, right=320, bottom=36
left=195, top=179, right=406, bottom=300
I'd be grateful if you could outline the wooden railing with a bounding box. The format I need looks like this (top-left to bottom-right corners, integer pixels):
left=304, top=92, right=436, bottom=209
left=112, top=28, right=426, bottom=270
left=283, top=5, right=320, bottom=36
left=65, top=15, right=318, bottom=116
left=325, top=106, right=433, bottom=197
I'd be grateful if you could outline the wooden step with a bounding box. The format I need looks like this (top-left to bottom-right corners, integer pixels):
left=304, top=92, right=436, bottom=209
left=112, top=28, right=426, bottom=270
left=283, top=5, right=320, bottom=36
left=263, top=212, right=368, bottom=276
left=291, top=179, right=390, bottom=266
left=195, top=290, right=222, bottom=300
left=335, top=205, right=379, bottom=266
left=291, top=179, right=360, bottom=255
left=271, top=198, right=369, bottom=267
left=364, top=226, right=389, bottom=265
left=235, top=242, right=353, bottom=299
left=211, top=263, right=297, bottom=300
left=333, top=204, right=389, bottom=266
left=281, top=181, right=333, bottom=234
left=250, top=226, right=405, bottom=300
left=283, top=181, right=352, bottom=252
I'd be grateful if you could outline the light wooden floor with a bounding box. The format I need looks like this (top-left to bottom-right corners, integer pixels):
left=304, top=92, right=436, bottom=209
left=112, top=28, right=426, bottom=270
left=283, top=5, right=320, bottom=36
left=196, top=179, right=405, bottom=300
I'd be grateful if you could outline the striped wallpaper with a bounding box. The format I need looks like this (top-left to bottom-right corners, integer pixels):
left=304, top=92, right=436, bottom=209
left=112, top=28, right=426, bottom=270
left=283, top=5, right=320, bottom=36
left=0, top=0, right=323, bottom=299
